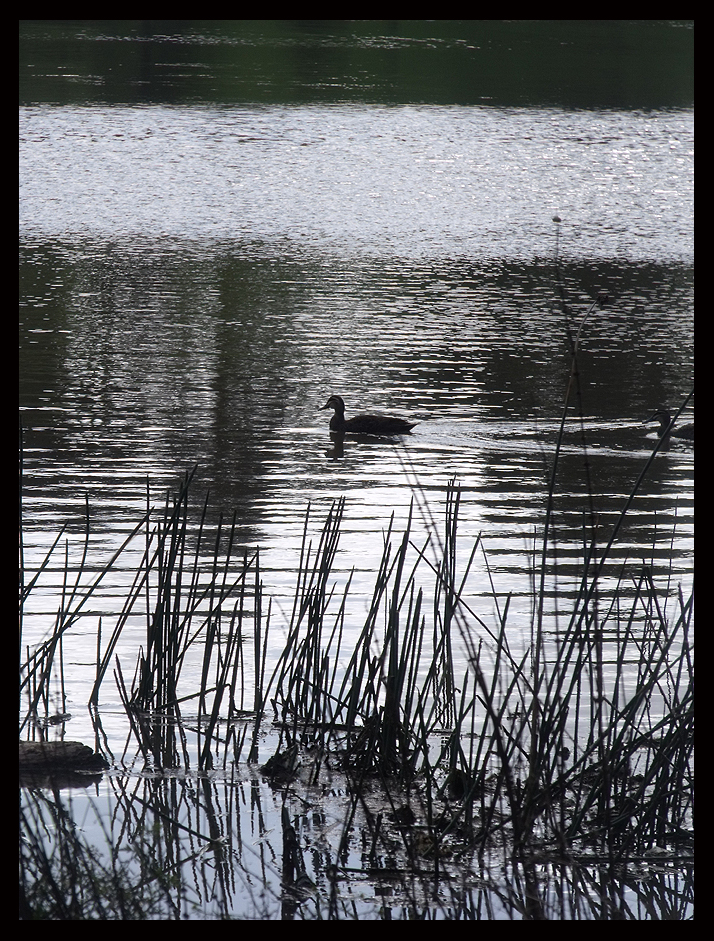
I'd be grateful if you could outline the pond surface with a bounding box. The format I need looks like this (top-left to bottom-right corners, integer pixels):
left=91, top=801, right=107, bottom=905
left=19, top=21, right=693, bottom=920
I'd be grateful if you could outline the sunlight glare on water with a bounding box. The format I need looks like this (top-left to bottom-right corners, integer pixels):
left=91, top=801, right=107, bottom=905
left=19, top=104, right=693, bottom=261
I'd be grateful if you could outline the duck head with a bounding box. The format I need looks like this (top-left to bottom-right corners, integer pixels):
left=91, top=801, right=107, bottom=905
left=320, top=395, right=345, bottom=414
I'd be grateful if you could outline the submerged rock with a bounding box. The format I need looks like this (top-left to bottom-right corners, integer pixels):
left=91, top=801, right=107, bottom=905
left=19, top=740, right=109, bottom=775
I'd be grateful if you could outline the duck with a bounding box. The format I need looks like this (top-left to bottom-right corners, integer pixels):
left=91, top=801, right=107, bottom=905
left=644, top=409, right=694, bottom=441
left=320, top=394, right=417, bottom=435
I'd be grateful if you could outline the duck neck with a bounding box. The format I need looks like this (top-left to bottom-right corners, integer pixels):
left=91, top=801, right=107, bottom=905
left=330, top=409, right=346, bottom=431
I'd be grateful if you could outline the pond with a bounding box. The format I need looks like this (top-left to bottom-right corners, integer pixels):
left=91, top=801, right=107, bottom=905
left=19, top=20, right=693, bottom=920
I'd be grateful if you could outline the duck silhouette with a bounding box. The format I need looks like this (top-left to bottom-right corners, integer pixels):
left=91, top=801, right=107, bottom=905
left=320, top=394, right=417, bottom=435
left=644, top=409, right=694, bottom=441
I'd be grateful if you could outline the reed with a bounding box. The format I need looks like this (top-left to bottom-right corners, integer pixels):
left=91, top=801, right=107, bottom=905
left=23, top=465, right=693, bottom=838
left=19, top=462, right=693, bottom=918
left=20, top=454, right=693, bottom=845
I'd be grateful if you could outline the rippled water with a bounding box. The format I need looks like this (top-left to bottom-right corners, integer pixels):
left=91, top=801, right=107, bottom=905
left=19, top=24, right=694, bottom=921
left=20, top=104, right=693, bottom=260
left=20, top=100, right=693, bottom=734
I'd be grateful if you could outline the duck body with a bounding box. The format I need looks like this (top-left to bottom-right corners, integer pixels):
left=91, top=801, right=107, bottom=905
left=645, top=409, right=694, bottom=441
left=320, top=394, right=417, bottom=435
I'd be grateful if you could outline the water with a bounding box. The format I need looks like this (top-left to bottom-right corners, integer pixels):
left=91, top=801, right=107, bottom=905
left=20, top=104, right=692, bottom=260
left=19, top=103, right=694, bottom=694
left=19, top=21, right=693, bottom=920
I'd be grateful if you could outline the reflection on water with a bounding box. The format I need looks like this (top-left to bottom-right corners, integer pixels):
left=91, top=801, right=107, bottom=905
left=19, top=227, right=693, bottom=711
left=20, top=238, right=693, bottom=544
left=19, top=20, right=694, bottom=112
left=19, top=764, right=694, bottom=919
left=19, top=48, right=693, bottom=714
left=19, top=23, right=693, bottom=920
left=19, top=241, right=694, bottom=718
